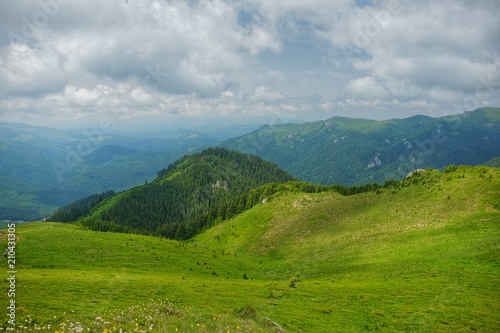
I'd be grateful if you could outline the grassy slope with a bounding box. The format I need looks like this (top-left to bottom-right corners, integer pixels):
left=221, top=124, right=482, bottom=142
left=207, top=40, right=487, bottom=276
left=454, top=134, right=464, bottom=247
left=1, top=166, right=499, bottom=332
left=196, top=166, right=500, bottom=332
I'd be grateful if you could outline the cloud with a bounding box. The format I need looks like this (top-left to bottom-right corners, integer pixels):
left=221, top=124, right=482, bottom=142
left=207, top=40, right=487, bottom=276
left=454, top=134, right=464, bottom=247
left=326, top=0, right=500, bottom=110
left=251, top=86, right=286, bottom=103
left=0, top=0, right=499, bottom=128
left=346, top=76, right=387, bottom=99
left=0, top=42, right=66, bottom=97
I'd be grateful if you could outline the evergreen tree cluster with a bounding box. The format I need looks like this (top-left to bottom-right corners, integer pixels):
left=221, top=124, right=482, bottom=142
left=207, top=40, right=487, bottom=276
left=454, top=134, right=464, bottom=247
left=49, top=191, right=115, bottom=222
left=79, top=218, right=141, bottom=234
left=78, top=148, right=294, bottom=235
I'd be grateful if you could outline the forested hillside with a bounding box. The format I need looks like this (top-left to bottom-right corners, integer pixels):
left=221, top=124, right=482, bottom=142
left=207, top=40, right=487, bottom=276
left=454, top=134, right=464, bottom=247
left=49, top=191, right=116, bottom=222
left=61, top=148, right=295, bottom=238
left=220, top=108, right=500, bottom=185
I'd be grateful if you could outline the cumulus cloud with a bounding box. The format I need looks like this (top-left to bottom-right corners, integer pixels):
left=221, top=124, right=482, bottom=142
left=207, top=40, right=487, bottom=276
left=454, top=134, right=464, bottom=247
left=345, top=76, right=388, bottom=99
left=251, top=86, right=286, bottom=103
left=326, top=0, right=500, bottom=111
left=0, top=0, right=499, bottom=127
left=0, top=42, right=66, bottom=96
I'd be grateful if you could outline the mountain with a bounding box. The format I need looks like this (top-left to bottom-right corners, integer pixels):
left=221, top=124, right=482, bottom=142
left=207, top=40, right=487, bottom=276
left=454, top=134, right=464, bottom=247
left=219, top=107, right=500, bottom=185
left=52, top=148, right=295, bottom=238
left=5, top=165, right=499, bottom=332
left=3, top=107, right=499, bottom=220
left=0, top=123, right=243, bottom=221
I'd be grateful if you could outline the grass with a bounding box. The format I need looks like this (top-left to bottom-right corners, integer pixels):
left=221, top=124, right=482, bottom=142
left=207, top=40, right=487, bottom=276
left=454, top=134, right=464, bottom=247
left=1, top=166, right=499, bottom=332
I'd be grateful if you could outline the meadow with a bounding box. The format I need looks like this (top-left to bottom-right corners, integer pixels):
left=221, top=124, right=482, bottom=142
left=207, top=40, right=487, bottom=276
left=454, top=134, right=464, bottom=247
left=1, top=166, right=499, bottom=332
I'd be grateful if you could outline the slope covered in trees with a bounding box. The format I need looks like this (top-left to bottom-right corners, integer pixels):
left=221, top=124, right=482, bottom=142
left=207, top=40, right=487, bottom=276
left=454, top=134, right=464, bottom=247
left=49, top=191, right=115, bottom=222
left=71, top=148, right=295, bottom=237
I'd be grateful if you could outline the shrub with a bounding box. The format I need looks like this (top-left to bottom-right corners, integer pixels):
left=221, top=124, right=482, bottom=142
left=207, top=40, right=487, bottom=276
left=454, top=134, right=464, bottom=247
left=444, top=165, right=457, bottom=173
left=236, top=305, right=257, bottom=319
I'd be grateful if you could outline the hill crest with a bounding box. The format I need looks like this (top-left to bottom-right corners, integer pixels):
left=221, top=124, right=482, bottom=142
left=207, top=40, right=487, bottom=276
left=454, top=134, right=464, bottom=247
left=52, top=148, right=295, bottom=238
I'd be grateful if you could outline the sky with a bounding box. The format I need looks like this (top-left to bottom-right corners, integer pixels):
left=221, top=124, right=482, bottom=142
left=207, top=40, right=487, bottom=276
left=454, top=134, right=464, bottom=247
left=0, top=0, right=499, bottom=129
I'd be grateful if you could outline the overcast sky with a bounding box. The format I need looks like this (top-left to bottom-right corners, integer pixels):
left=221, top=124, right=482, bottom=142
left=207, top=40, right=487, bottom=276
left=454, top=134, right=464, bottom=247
left=0, top=0, right=499, bottom=129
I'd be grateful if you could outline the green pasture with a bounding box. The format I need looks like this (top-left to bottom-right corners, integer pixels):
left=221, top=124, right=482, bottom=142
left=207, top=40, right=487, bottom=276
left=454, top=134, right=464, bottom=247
left=1, top=166, right=499, bottom=332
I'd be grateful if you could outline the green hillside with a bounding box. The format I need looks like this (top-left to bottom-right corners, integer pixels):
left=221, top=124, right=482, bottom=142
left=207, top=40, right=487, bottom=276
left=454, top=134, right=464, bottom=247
left=56, top=148, right=295, bottom=239
left=220, top=107, right=500, bottom=185
left=2, top=165, right=499, bottom=332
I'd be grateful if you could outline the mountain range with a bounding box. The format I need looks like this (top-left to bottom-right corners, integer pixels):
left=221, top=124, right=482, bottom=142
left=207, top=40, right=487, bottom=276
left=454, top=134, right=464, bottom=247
left=1, top=109, right=499, bottom=331
left=1, top=107, right=499, bottom=220
left=220, top=107, right=500, bottom=185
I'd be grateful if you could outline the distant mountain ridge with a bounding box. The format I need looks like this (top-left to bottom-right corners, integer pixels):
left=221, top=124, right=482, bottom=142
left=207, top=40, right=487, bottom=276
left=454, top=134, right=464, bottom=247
left=0, top=123, right=245, bottom=220
left=219, top=107, right=500, bottom=185
left=2, top=108, right=499, bottom=220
